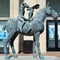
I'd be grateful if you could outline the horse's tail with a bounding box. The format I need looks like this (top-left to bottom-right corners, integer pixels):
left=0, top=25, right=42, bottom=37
left=2, top=25, right=6, bottom=30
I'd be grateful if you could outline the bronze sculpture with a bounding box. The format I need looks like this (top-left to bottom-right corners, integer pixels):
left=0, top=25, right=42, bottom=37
left=2, top=2, right=58, bottom=60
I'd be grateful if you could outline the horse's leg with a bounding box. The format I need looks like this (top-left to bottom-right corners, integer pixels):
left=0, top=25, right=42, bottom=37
left=33, top=36, right=37, bottom=58
left=4, top=39, right=10, bottom=60
left=34, top=32, right=44, bottom=59
left=9, top=40, right=18, bottom=58
left=4, top=30, right=16, bottom=60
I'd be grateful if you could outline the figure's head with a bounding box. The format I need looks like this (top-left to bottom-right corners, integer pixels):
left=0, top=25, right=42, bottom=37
left=27, top=4, right=40, bottom=11
left=45, top=2, right=58, bottom=19
left=21, top=2, right=29, bottom=8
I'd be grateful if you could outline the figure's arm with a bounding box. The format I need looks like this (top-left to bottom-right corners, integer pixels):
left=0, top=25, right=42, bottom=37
left=22, top=16, right=33, bottom=22
left=21, top=15, right=28, bottom=21
left=21, top=15, right=32, bottom=21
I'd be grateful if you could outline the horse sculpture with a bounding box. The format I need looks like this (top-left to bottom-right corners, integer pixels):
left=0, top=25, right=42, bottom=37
left=2, top=2, right=58, bottom=60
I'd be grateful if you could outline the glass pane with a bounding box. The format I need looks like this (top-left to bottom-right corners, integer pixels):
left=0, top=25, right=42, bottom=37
left=0, top=0, right=10, bottom=17
left=57, top=22, right=60, bottom=48
left=48, top=22, right=55, bottom=48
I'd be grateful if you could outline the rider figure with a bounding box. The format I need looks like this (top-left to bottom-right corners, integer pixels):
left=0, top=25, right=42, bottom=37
left=17, top=3, right=39, bottom=33
left=25, top=4, right=40, bottom=33
left=17, top=2, right=29, bottom=32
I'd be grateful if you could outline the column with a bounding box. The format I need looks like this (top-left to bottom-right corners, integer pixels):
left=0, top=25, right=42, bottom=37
left=9, top=0, right=20, bottom=54
left=10, top=0, right=14, bottom=18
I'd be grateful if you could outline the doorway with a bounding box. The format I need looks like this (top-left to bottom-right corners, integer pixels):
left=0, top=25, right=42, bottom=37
left=46, top=20, right=60, bottom=51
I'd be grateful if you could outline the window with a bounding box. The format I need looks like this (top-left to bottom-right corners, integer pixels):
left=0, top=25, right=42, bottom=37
left=46, top=20, right=60, bottom=51
left=0, top=0, right=10, bottom=53
left=48, top=22, right=55, bottom=48
left=0, top=0, right=10, bottom=17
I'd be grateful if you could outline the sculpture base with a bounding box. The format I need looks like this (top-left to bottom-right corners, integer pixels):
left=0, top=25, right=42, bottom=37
left=0, top=56, right=59, bottom=60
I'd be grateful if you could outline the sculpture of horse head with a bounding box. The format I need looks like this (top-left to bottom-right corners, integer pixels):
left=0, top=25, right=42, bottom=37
left=45, top=2, right=58, bottom=19
left=3, top=2, right=59, bottom=60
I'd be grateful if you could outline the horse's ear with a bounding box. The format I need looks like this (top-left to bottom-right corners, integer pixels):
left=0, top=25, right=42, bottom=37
left=47, top=2, right=49, bottom=7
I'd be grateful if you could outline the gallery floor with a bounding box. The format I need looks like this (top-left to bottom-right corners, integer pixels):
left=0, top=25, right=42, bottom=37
left=18, top=52, right=60, bottom=58
left=0, top=52, right=60, bottom=60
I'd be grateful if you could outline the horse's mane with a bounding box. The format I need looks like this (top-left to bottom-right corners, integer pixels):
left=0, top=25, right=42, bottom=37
left=33, top=8, right=46, bottom=21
